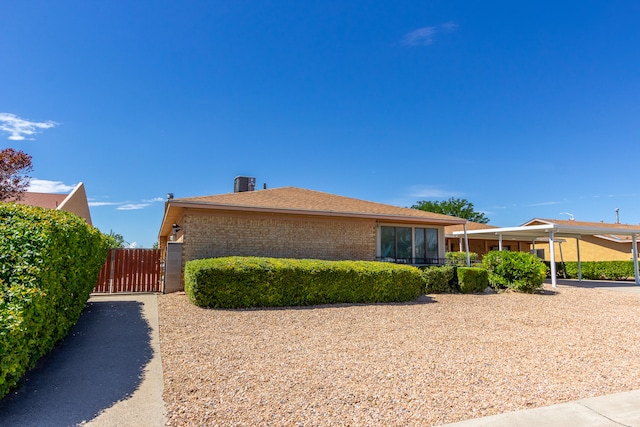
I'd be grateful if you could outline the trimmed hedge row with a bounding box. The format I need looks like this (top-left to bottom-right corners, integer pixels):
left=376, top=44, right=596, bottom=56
left=184, top=256, right=424, bottom=308
left=549, top=261, right=638, bottom=281
left=422, top=265, right=489, bottom=294
left=0, top=204, right=109, bottom=398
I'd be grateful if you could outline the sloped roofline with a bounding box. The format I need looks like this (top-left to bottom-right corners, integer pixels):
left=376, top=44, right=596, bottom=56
left=159, top=186, right=466, bottom=238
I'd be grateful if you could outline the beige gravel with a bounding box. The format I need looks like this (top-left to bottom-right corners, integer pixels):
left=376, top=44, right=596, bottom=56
left=158, top=285, right=640, bottom=426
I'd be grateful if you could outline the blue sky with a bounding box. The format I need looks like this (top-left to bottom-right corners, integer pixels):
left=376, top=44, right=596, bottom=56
left=2, top=1, right=640, bottom=247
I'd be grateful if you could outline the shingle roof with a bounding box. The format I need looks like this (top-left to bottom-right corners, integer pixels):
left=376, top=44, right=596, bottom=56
left=525, top=218, right=640, bottom=242
left=174, top=186, right=463, bottom=221
left=444, top=221, right=498, bottom=235
left=14, top=192, right=68, bottom=209
left=526, top=218, right=640, bottom=230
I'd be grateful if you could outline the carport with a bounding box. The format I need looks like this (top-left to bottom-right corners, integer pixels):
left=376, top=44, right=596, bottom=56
left=453, top=223, right=640, bottom=287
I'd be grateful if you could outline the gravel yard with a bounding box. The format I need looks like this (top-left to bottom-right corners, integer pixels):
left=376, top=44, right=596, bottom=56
left=158, top=284, right=640, bottom=426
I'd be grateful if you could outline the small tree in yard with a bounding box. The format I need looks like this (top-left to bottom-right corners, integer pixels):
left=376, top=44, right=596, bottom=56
left=0, top=148, right=33, bottom=202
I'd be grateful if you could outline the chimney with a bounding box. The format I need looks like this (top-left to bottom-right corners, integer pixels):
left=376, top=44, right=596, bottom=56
left=234, top=176, right=256, bottom=193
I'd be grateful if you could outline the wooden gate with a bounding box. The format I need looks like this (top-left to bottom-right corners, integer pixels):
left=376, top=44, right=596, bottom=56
left=94, top=248, right=162, bottom=293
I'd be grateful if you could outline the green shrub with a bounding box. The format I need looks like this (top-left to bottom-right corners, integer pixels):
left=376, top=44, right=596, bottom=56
left=422, top=265, right=458, bottom=293
left=553, top=261, right=636, bottom=281
left=184, top=257, right=425, bottom=308
left=445, top=251, right=478, bottom=266
left=457, top=267, right=489, bottom=293
left=0, top=204, right=109, bottom=398
left=482, top=251, right=548, bottom=293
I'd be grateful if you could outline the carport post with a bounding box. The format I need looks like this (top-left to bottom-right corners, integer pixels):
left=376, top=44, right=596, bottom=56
left=549, top=231, right=557, bottom=288
left=576, top=238, right=582, bottom=282
left=463, top=223, right=471, bottom=267
left=633, top=235, right=640, bottom=285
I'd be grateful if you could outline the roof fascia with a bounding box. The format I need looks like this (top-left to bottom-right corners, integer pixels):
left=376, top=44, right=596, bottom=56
left=452, top=224, right=556, bottom=237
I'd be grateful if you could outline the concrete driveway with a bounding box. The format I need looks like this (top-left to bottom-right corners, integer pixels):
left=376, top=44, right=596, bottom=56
left=0, top=294, right=166, bottom=427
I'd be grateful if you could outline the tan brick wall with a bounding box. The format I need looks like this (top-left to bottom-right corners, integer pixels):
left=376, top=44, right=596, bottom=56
left=181, top=210, right=377, bottom=266
left=534, top=236, right=635, bottom=261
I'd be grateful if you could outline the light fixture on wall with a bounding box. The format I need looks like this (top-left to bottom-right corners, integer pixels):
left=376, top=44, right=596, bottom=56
left=172, top=223, right=182, bottom=240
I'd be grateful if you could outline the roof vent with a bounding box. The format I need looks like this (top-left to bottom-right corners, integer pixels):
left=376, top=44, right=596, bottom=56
left=234, top=176, right=256, bottom=193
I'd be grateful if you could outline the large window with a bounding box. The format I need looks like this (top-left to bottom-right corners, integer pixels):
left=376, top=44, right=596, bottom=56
left=380, top=226, right=439, bottom=264
left=415, top=228, right=438, bottom=263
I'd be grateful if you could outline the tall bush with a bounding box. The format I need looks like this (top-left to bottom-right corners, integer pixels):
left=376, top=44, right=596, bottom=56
left=482, top=251, right=548, bottom=293
left=0, top=204, right=109, bottom=397
left=185, top=257, right=424, bottom=308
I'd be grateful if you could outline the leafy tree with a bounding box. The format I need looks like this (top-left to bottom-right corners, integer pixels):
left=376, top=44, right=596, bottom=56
left=0, top=148, right=33, bottom=202
left=104, top=230, right=125, bottom=248
left=411, top=197, right=489, bottom=224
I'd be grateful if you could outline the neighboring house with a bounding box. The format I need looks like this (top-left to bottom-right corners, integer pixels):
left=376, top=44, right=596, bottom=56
left=522, top=218, right=640, bottom=262
left=444, top=221, right=533, bottom=257
left=14, top=182, right=92, bottom=225
left=158, top=183, right=466, bottom=292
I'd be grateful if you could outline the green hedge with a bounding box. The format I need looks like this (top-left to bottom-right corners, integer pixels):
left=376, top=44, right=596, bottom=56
left=482, top=251, right=547, bottom=293
left=184, top=257, right=425, bottom=308
left=445, top=251, right=478, bottom=266
left=422, top=265, right=458, bottom=293
left=0, top=204, right=109, bottom=398
left=457, top=267, right=489, bottom=293
left=549, top=261, right=637, bottom=281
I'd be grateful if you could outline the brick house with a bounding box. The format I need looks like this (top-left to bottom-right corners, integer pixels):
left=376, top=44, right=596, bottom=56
left=158, top=185, right=466, bottom=292
left=521, top=218, right=640, bottom=262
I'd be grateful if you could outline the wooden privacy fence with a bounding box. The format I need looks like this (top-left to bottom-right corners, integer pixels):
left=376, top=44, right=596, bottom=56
left=94, top=248, right=162, bottom=293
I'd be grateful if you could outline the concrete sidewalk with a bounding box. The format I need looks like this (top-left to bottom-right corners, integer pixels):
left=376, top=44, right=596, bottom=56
left=0, top=294, right=167, bottom=427
left=440, top=279, right=640, bottom=427
left=440, top=389, right=640, bottom=426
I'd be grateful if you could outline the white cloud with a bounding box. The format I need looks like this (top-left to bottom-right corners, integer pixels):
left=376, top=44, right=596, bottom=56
left=0, top=113, right=57, bottom=141
left=402, top=27, right=437, bottom=46
left=88, top=201, right=122, bottom=207
left=402, top=22, right=458, bottom=46
left=117, top=203, right=150, bottom=211
left=441, top=21, right=459, bottom=32
left=408, top=185, right=460, bottom=199
left=90, top=195, right=164, bottom=210
left=526, top=201, right=561, bottom=207
left=28, top=179, right=75, bottom=193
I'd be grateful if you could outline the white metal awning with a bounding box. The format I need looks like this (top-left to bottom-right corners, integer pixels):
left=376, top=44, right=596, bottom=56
left=453, top=223, right=640, bottom=287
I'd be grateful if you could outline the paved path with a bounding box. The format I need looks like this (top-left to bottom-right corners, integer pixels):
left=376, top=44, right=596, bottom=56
left=0, top=294, right=166, bottom=427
